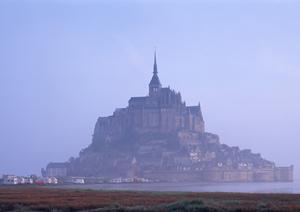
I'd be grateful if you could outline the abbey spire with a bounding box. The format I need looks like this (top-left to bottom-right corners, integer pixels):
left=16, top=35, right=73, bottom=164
left=153, top=50, right=158, bottom=74
left=149, top=51, right=162, bottom=96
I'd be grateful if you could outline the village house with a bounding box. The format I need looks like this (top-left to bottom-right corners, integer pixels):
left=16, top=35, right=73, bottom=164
left=2, top=175, right=19, bottom=185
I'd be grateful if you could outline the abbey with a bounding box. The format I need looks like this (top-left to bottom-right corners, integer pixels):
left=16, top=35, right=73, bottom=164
left=96, top=52, right=204, bottom=137
left=46, top=52, right=293, bottom=183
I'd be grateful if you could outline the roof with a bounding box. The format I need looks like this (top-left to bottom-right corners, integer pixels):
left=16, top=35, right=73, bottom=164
left=187, top=106, right=204, bottom=121
left=149, top=74, right=161, bottom=86
left=129, top=96, right=148, bottom=103
left=128, top=96, right=150, bottom=108
left=188, top=106, right=200, bottom=114
left=161, top=87, right=171, bottom=92
left=46, top=162, right=68, bottom=169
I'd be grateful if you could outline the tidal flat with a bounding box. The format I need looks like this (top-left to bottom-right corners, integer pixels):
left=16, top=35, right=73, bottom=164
left=1, top=186, right=300, bottom=211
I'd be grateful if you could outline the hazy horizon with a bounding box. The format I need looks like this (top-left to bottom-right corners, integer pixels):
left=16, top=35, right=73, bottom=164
left=0, top=0, right=299, bottom=179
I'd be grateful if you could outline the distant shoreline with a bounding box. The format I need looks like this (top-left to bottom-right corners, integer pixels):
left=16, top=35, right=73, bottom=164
left=50, top=180, right=300, bottom=194
left=1, top=180, right=300, bottom=194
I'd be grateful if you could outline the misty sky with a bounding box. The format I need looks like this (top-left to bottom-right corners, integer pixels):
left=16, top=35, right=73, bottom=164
left=0, top=0, right=299, bottom=179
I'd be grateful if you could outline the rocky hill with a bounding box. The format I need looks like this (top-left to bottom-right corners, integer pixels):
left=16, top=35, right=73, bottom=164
left=47, top=53, right=293, bottom=182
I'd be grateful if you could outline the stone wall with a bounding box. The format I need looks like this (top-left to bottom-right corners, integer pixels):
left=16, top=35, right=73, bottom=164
left=143, top=167, right=293, bottom=182
left=46, top=167, right=67, bottom=177
left=143, top=170, right=202, bottom=182
left=275, top=166, right=293, bottom=182
left=202, top=170, right=253, bottom=182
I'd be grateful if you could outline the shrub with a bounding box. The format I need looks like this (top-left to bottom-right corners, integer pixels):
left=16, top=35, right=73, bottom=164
left=256, top=202, right=272, bottom=211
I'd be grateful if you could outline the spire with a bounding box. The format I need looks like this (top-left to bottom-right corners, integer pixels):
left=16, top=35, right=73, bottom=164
left=149, top=50, right=161, bottom=96
left=153, top=50, right=158, bottom=74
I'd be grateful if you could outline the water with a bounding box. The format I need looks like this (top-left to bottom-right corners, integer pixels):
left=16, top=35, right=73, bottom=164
left=56, top=180, right=300, bottom=193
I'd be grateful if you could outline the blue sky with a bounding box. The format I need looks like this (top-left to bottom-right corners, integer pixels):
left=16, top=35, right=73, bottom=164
left=0, top=0, right=299, bottom=179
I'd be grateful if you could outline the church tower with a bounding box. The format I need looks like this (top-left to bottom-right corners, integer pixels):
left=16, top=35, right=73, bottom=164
left=149, top=51, right=162, bottom=96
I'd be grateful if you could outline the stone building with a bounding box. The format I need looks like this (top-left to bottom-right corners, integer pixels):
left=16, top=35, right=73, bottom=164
left=94, top=52, right=204, bottom=141
left=45, top=162, right=68, bottom=177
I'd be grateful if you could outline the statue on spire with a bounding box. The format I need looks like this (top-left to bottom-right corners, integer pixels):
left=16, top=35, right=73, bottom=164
left=153, top=50, right=158, bottom=74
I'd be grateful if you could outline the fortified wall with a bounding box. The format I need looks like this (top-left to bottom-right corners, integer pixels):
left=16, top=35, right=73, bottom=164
left=143, top=166, right=294, bottom=182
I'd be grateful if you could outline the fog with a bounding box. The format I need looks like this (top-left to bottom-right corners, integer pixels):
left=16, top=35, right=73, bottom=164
left=0, top=1, right=299, bottom=179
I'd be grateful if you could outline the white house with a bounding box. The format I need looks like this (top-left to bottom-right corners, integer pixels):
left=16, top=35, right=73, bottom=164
left=3, top=175, right=18, bottom=185
left=42, top=177, right=58, bottom=184
left=65, top=177, right=85, bottom=184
